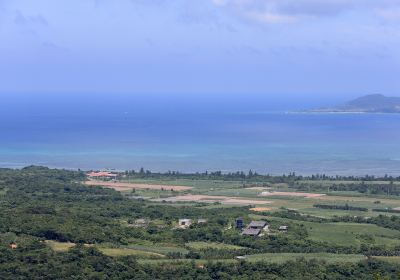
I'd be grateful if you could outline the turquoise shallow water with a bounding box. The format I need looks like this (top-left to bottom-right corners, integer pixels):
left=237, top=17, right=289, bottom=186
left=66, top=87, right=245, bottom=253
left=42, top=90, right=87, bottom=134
left=1, top=96, right=400, bottom=175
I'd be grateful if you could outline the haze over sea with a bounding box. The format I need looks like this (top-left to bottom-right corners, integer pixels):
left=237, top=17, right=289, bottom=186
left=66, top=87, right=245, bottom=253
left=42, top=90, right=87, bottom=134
left=2, top=94, right=400, bottom=176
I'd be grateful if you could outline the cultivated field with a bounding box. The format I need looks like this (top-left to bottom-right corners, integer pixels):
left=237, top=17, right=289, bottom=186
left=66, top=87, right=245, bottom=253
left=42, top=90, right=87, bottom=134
left=259, top=191, right=326, bottom=198
left=249, top=207, right=273, bottom=212
left=243, top=253, right=366, bottom=264
left=151, top=194, right=271, bottom=206
left=185, top=242, right=246, bottom=250
left=85, top=180, right=192, bottom=191
left=45, top=240, right=168, bottom=258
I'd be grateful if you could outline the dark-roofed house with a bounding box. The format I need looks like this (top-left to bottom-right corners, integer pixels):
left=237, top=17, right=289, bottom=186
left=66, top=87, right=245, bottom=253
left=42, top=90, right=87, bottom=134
left=242, top=228, right=261, bottom=237
left=248, top=221, right=267, bottom=229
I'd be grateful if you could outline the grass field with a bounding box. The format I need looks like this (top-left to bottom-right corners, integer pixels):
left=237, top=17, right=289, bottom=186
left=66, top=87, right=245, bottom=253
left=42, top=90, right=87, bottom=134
left=138, top=253, right=366, bottom=265
left=113, top=178, right=400, bottom=216
left=127, top=244, right=189, bottom=255
left=99, top=248, right=166, bottom=258
left=254, top=216, right=400, bottom=247
left=373, top=256, right=400, bottom=264
left=121, top=178, right=245, bottom=191
left=243, top=253, right=366, bottom=263
left=44, top=240, right=399, bottom=266
left=186, top=242, right=247, bottom=250
left=45, top=240, right=75, bottom=252
left=300, top=180, right=400, bottom=186
left=45, top=240, right=168, bottom=258
left=138, top=259, right=236, bottom=265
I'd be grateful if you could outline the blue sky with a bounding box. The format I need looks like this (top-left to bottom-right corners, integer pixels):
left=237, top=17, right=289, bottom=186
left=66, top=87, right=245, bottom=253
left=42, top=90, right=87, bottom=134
left=0, top=0, right=400, bottom=98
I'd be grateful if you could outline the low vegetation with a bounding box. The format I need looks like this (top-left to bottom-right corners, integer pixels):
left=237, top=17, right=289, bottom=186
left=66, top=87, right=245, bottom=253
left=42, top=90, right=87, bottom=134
left=1, top=166, right=400, bottom=279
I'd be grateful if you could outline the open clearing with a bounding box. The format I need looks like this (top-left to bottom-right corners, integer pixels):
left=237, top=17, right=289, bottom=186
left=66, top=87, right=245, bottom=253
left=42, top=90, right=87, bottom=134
left=245, top=187, right=272, bottom=191
left=152, top=194, right=271, bottom=206
left=45, top=240, right=167, bottom=258
left=258, top=216, right=400, bottom=247
left=138, top=253, right=366, bottom=265
left=373, top=256, right=400, bottom=264
left=259, top=191, right=326, bottom=198
left=250, top=207, right=273, bottom=212
left=243, top=253, right=365, bottom=263
left=99, top=248, right=166, bottom=258
left=45, top=240, right=75, bottom=252
left=86, top=180, right=192, bottom=191
left=186, top=242, right=247, bottom=250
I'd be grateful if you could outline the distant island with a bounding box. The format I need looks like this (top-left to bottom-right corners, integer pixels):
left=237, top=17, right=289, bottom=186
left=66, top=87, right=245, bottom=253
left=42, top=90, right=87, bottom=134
left=307, top=94, right=400, bottom=113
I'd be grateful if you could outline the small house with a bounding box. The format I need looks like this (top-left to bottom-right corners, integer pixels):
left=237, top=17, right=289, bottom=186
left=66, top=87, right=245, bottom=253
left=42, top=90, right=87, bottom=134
left=9, top=243, right=17, bottom=250
left=247, top=221, right=267, bottom=230
left=279, top=225, right=288, bottom=232
left=242, top=228, right=261, bottom=237
left=178, top=219, right=192, bottom=229
left=197, top=219, right=207, bottom=224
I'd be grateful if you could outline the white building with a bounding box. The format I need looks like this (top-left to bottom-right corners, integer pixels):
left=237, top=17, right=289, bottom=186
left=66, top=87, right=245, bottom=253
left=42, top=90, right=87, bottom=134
left=178, top=219, right=192, bottom=228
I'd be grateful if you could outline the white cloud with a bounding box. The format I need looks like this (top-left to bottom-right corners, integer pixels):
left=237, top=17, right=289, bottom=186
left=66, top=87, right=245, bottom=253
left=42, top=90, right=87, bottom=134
left=211, top=0, right=400, bottom=24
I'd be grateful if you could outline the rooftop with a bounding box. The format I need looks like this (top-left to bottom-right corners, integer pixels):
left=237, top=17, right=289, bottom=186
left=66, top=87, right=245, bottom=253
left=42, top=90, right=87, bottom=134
left=242, top=228, right=261, bottom=236
left=248, top=221, right=267, bottom=228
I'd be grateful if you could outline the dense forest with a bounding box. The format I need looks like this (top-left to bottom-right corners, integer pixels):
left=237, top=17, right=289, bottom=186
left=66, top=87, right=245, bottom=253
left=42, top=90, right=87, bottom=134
left=1, top=166, right=400, bottom=279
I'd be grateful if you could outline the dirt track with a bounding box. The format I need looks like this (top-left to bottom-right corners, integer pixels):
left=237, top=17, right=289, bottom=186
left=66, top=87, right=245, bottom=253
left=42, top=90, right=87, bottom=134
left=85, top=180, right=192, bottom=192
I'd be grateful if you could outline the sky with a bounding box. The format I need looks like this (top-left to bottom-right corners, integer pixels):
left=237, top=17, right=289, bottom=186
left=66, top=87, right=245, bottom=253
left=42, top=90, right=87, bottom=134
left=0, top=0, right=400, bottom=99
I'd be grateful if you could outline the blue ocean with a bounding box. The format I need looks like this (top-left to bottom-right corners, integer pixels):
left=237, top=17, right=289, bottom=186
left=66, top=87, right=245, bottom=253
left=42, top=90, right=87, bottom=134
left=1, top=94, right=400, bottom=176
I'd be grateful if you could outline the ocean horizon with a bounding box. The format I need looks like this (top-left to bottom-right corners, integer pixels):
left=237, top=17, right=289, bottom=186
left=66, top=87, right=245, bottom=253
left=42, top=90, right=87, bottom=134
left=2, top=96, right=400, bottom=176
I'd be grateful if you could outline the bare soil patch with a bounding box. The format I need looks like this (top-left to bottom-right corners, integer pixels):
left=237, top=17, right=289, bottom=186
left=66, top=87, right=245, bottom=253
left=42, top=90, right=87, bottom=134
left=152, top=194, right=271, bottom=206
left=259, top=191, right=325, bottom=198
left=85, top=180, right=192, bottom=192
left=249, top=207, right=273, bottom=212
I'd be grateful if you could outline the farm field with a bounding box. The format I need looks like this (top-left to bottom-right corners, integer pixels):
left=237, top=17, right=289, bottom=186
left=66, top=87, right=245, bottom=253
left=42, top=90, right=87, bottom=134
left=99, top=248, right=166, bottom=258
left=45, top=240, right=75, bottom=252
left=259, top=191, right=326, bottom=198
left=45, top=241, right=168, bottom=258
left=97, top=177, right=400, bottom=219
left=137, top=253, right=366, bottom=265
left=86, top=180, right=192, bottom=191
left=185, top=242, right=247, bottom=250
left=253, top=215, right=400, bottom=247
left=243, top=253, right=366, bottom=264
left=127, top=244, right=189, bottom=255
left=300, top=180, right=400, bottom=185
left=45, top=240, right=393, bottom=265
left=151, top=194, right=272, bottom=206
